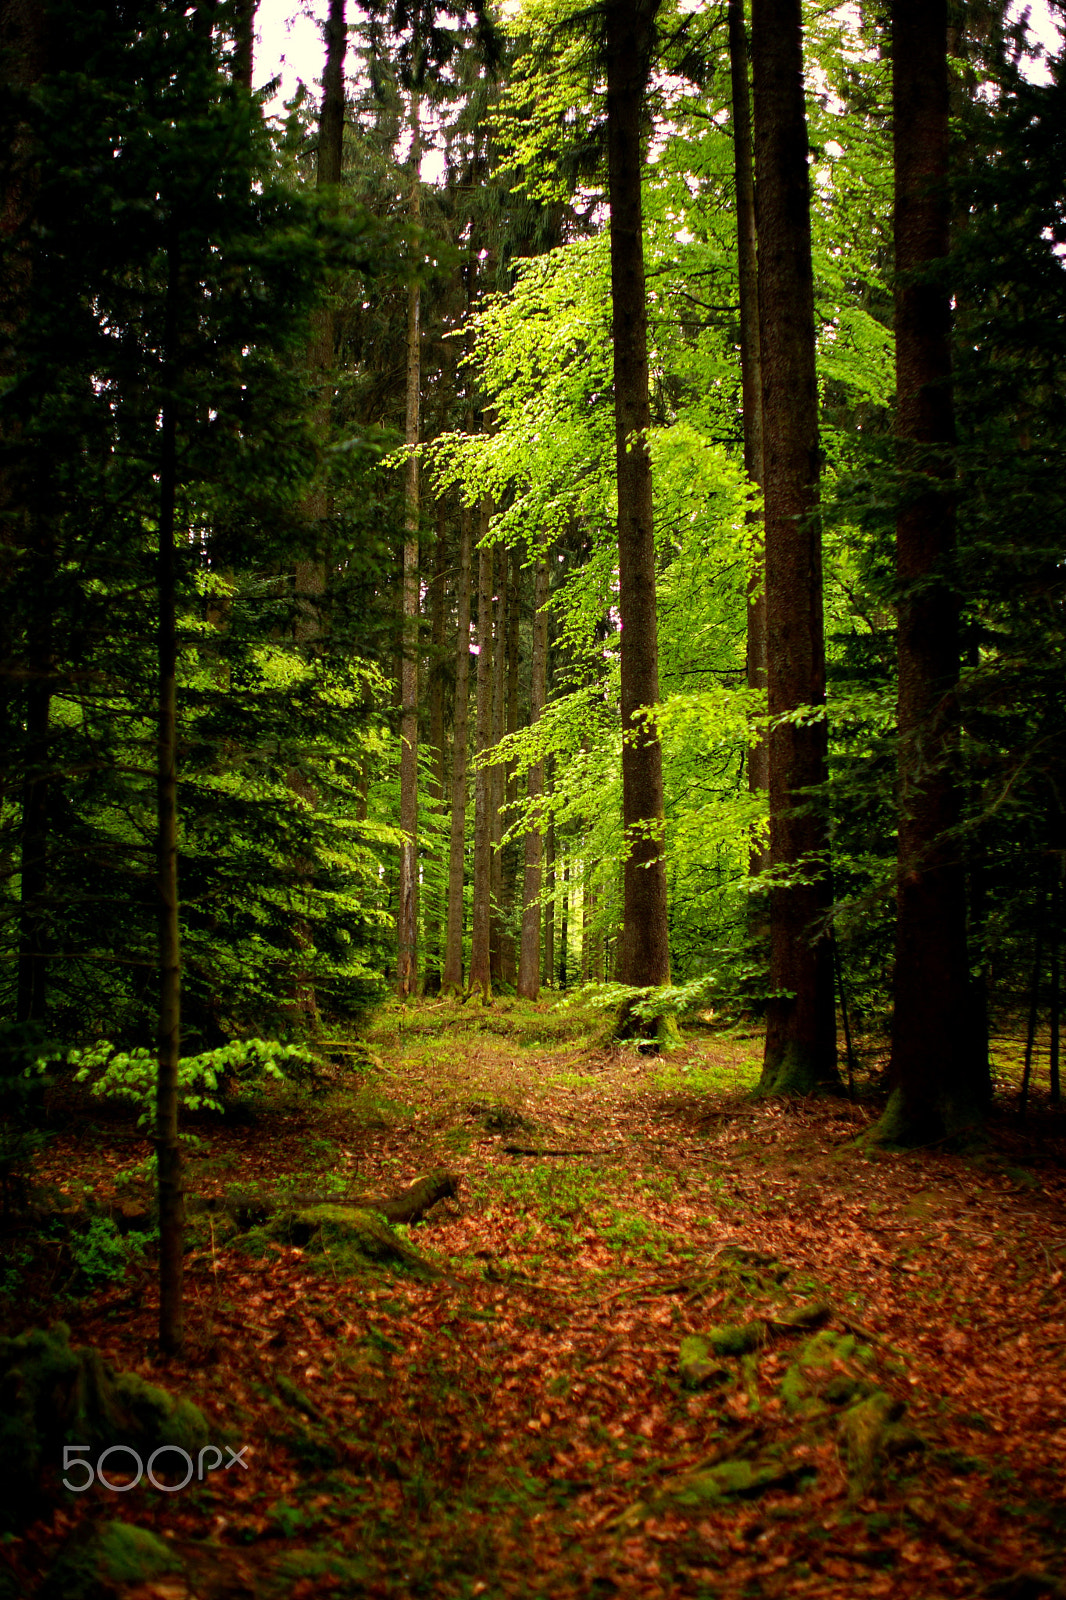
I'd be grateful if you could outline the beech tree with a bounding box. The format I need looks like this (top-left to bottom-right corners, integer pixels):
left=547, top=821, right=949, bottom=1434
left=751, top=0, right=838, bottom=1093
left=605, top=0, right=672, bottom=1006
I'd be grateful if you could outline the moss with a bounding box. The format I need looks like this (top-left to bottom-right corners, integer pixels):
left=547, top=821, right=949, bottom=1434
left=669, top=1456, right=812, bottom=1506
left=268, top=1203, right=439, bottom=1278
left=0, top=1324, right=207, bottom=1532
left=678, top=1335, right=730, bottom=1390
left=838, top=1390, right=916, bottom=1496
left=704, top=1319, right=767, bottom=1356
left=758, top=1041, right=842, bottom=1097
left=42, top=1522, right=182, bottom=1599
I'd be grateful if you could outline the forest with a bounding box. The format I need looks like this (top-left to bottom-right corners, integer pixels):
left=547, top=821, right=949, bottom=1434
left=0, top=0, right=1064, bottom=1595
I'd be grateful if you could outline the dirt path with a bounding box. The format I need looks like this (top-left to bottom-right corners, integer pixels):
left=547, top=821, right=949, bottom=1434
left=6, top=1002, right=1066, bottom=1598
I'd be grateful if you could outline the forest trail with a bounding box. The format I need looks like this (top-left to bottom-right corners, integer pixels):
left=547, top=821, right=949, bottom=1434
left=8, top=1003, right=1066, bottom=1599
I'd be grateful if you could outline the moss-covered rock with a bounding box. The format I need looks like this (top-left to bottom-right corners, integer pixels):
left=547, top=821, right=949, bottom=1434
left=267, top=1203, right=439, bottom=1277
left=678, top=1335, right=730, bottom=1390
left=41, top=1521, right=182, bottom=1599
left=703, top=1319, right=768, bottom=1356
left=0, top=1324, right=208, bottom=1532
left=838, top=1389, right=923, bottom=1496
left=668, top=1456, right=813, bottom=1506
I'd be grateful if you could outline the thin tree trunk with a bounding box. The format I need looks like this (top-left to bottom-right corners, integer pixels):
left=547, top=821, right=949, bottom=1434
left=501, top=544, right=521, bottom=986
left=443, top=499, right=472, bottom=993
left=729, top=0, right=769, bottom=882
left=543, top=791, right=555, bottom=988
left=489, top=542, right=506, bottom=985
left=16, top=596, right=48, bottom=1024
left=880, top=0, right=978, bottom=1143
left=157, top=250, right=183, bottom=1358
left=605, top=0, right=671, bottom=1010
left=294, top=0, right=345, bottom=639
left=559, top=854, right=569, bottom=989
left=1051, top=875, right=1061, bottom=1106
left=290, top=0, right=345, bottom=1017
left=422, top=496, right=447, bottom=995
left=518, top=556, right=549, bottom=999
left=396, top=89, right=421, bottom=997
left=752, top=0, right=839, bottom=1094
left=468, top=504, right=494, bottom=1000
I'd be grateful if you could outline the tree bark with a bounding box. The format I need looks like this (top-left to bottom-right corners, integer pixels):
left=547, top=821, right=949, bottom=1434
left=468, top=503, right=494, bottom=1000
left=422, top=496, right=447, bottom=994
left=543, top=787, right=555, bottom=988
left=729, top=0, right=769, bottom=882
left=396, top=89, right=421, bottom=998
left=443, top=498, right=472, bottom=993
left=558, top=855, right=569, bottom=989
left=518, top=556, right=549, bottom=998
left=605, top=0, right=671, bottom=1005
left=157, top=248, right=184, bottom=1358
left=290, top=0, right=345, bottom=1018
left=489, top=542, right=507, bottom=985
left=880, top=0, right=979, bottom=1142
left=501, top=544, right=522, bottom=987
left=752, top=0, right=839, bottom=1094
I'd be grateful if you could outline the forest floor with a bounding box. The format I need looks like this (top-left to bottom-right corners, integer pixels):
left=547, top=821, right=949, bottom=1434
left=3, top=998, right=1066, bottom=1600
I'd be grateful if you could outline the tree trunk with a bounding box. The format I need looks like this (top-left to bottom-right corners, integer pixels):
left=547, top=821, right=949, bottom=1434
left=157, top=250, right=184, bottom=1358
left=422, top=496, right=447, bottom=995
left=396, top=89, right=421, bottom=998
left=501, top=544, right=522, bottom=986
left=290, top=0, right=345, bottom=1018
left=543, top=789, right=555, bottom=988
left=443, top=498, right=472, bottom=993
left=294, top=0, right=345, bottom=642
left=558, top=854, right=569, bottom=989
left=605, top=0, right=671, bottom=1006
left=879, top=0, right=979, bottom=1143
left=729, top=0, right=769, bottom=883
left=489, top=542, right=506, bottom=986
left=468, top=503, right=494, bottom=1000
left=518, top=556, right=549, bottom=998
left=2, top=0, right=49, bottom=1025
left=230, top=0, right=257, bottom=90
left=752, top=0, right=839, bottom=1094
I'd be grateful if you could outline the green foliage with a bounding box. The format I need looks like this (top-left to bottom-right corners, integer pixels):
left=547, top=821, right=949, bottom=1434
left=69, top=1216, right=148, bottom=1291
left=71, top=1038, right=319, bottom=1125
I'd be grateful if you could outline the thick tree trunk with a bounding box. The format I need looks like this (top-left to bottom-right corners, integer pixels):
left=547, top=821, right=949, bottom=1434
left=517, top=556, right=549, bottom=998
left=879, top=0, right=979, bottom=1143
left=443, top=499, right=472, bottom=993
left=396, top=92, right=421, bottom=998
left=468, top=504, right=494, bottom=1000
left=157, top=253, right=183, bottom=1358
left=752, top=0, right=839, bottom=1094
left=605, top=0, right=671, bottom=1005
left=729, top=0, right=769, bottom=882
left=230, top=0, right=257, bottom=90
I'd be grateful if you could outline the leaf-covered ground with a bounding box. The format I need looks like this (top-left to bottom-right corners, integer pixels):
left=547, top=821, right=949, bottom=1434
left=4, top=1001, right=1066, bottom=1598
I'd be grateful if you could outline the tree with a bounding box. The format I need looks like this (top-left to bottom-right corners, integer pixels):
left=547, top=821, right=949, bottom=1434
left=728, top=0, right=768, bottom=883
left=517, top=553, right=549, bottom=996
left=751, top=0, right=838, bottom=1093
left=605, top=0, right=672, bottom=1006
left=877, top=0, right=982, bottom=1142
